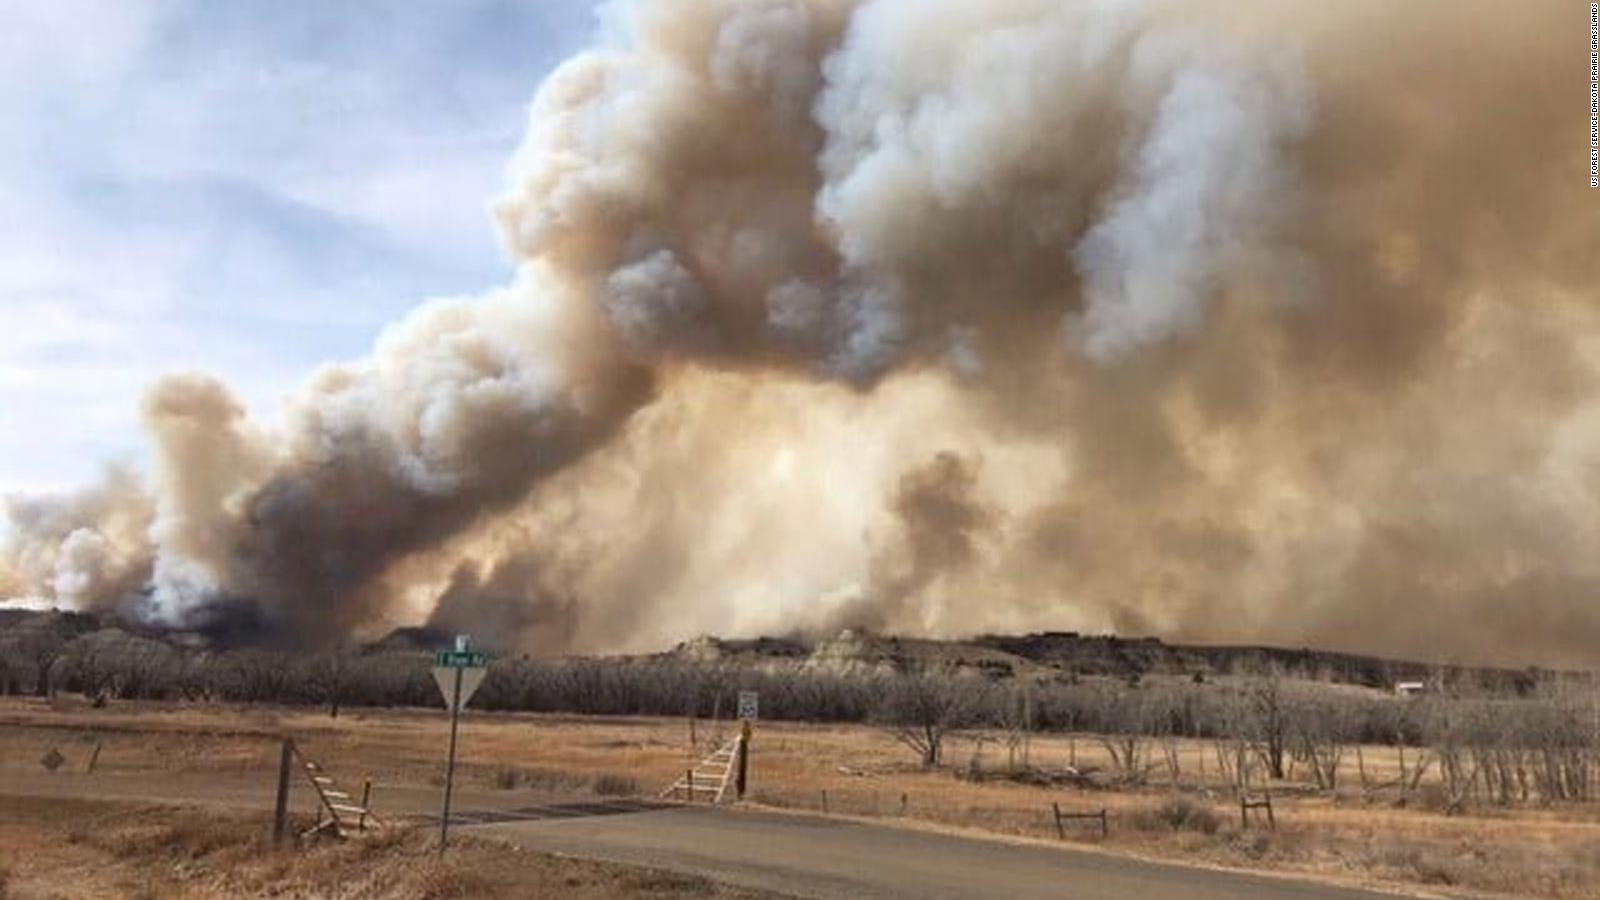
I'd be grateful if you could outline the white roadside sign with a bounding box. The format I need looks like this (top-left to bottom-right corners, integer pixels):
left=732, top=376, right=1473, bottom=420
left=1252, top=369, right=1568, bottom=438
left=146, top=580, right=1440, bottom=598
left=432, top=666, right=487, bottom=713
left=737, top=690, right=759, bottom=721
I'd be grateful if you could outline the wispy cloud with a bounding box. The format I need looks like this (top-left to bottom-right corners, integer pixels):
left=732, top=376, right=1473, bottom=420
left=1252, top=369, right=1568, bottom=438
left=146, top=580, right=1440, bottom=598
left=0, top=0, right=597, bottom=491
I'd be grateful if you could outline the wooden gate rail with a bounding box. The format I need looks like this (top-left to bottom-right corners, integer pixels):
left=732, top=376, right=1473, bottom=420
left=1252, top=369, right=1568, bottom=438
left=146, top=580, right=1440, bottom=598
left=1240, top=792, right=1275, bottom=829
left=1052, top=802, right=1109, bottom=838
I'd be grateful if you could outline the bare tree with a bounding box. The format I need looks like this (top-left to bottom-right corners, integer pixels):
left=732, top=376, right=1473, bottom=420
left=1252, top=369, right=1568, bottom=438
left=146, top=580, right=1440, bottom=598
left=1147, top=683, right=1197, bottom=785
left=298, top=648, right=349, bottom=718
left=1388, top=697, right=1434, bottom=807
left=1421, top=691, right=1487, bottom=813
left=1243, top=664, right=1289, bottom=780
left=222, top=649, right=294, bottom=703
left=1210, top=687, right=1256, bottom=794
left=1289, top=691, right=1348, bottom=794
left=18, top=631, right=66, bottom=697
left=875, top=669, right=986, bottom=768
left=59, top=641, right=114, bottom=702
left=1093, top=684, right=1152, bottom=784
left=993, top=683, right=1035, bottom=774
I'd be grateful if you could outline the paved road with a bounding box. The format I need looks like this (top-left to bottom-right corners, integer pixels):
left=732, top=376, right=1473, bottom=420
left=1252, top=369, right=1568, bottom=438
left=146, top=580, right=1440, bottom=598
left=473, top=804, right=1400, bottom=900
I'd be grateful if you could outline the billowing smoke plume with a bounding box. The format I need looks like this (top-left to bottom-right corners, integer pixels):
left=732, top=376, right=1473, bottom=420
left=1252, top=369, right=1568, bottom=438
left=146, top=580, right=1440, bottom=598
left=0, top=466, right=152, bottom=613
left=829, top=452, right=998, bottom=633
left=4, top=0, right=1598, bottom=665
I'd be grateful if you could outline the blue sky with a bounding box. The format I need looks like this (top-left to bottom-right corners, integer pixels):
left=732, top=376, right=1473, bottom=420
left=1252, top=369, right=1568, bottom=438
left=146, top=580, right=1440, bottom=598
left=0, top=0, right=598, bottom=492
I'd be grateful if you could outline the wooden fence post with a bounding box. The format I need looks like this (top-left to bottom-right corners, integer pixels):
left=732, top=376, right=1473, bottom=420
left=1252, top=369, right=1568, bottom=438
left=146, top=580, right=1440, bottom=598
left=736, top=721, right=751, bottom=800
left=273, top=738, right=294, bottom=847
left=1053, top=802, right=1065, bottom=839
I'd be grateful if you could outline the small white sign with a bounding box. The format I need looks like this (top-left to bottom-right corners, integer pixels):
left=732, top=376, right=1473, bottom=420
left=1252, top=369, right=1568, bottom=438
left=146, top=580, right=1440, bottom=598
left=737, top=690, right=759, bottom=721
left=432, top=666, right=487, bottom=713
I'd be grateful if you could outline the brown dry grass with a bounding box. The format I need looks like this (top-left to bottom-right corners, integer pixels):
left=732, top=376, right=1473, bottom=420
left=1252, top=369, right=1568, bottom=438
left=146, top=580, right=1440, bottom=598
left=5, top=697, right=1600, bottom=898
left=0, top=795, right=787, bottom=900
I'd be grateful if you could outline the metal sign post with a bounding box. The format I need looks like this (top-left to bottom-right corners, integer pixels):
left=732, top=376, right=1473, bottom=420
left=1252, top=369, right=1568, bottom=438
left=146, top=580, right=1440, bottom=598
left=432, top=635, right=488, bottom=856
left=736, top=691, right=758, bottom=799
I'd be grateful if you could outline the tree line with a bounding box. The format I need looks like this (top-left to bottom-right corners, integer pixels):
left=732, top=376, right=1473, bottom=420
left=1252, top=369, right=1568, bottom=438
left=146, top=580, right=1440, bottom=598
left=3, top=627, right=1597, bottom=812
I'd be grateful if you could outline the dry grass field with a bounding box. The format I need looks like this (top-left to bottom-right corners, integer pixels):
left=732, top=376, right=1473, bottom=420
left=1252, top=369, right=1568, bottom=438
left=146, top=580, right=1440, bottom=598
left=0, top=796, right=789, bottom=900
left=5, top=697, right=1600, bottom=899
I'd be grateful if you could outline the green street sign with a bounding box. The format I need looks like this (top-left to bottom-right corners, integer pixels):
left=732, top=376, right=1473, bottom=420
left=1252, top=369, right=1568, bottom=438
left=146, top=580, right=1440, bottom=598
left=434, top=650, right=489, bottom=668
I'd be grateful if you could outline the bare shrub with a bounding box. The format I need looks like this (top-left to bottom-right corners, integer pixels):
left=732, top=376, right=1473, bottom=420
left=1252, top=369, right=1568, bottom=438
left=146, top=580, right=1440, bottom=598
left=415, top=861, right=492, bottom=900
left=93, top=811, right=254, bottom=861
left=1133, top=795, right=1221, bottom=834
left=505, top=767, right=591, bottom=793
left=1375, top=845, right=1459, bottom=886
left=592, top=774, right=638, bottom=796
left=1230, top=830, right=1272, bottom=859
left=488, top=767, right=635, bottom=796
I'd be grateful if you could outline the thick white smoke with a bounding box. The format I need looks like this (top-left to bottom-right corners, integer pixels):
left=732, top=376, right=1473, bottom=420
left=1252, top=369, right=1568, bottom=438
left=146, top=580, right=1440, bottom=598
left=3, top=0, right=1596, bottom=666
left=1073, top=48, right=1310, bottom=359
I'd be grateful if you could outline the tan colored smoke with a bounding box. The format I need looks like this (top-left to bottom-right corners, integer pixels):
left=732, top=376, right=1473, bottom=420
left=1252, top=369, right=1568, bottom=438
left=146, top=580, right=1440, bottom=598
left=1, top=465, right=153, bottom=614
left=3, top=0, right=1596, bottom=665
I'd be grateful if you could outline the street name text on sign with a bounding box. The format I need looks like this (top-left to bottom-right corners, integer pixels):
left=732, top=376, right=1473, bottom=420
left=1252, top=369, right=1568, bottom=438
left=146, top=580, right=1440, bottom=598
left=434, top=649, right=489, bottom=668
